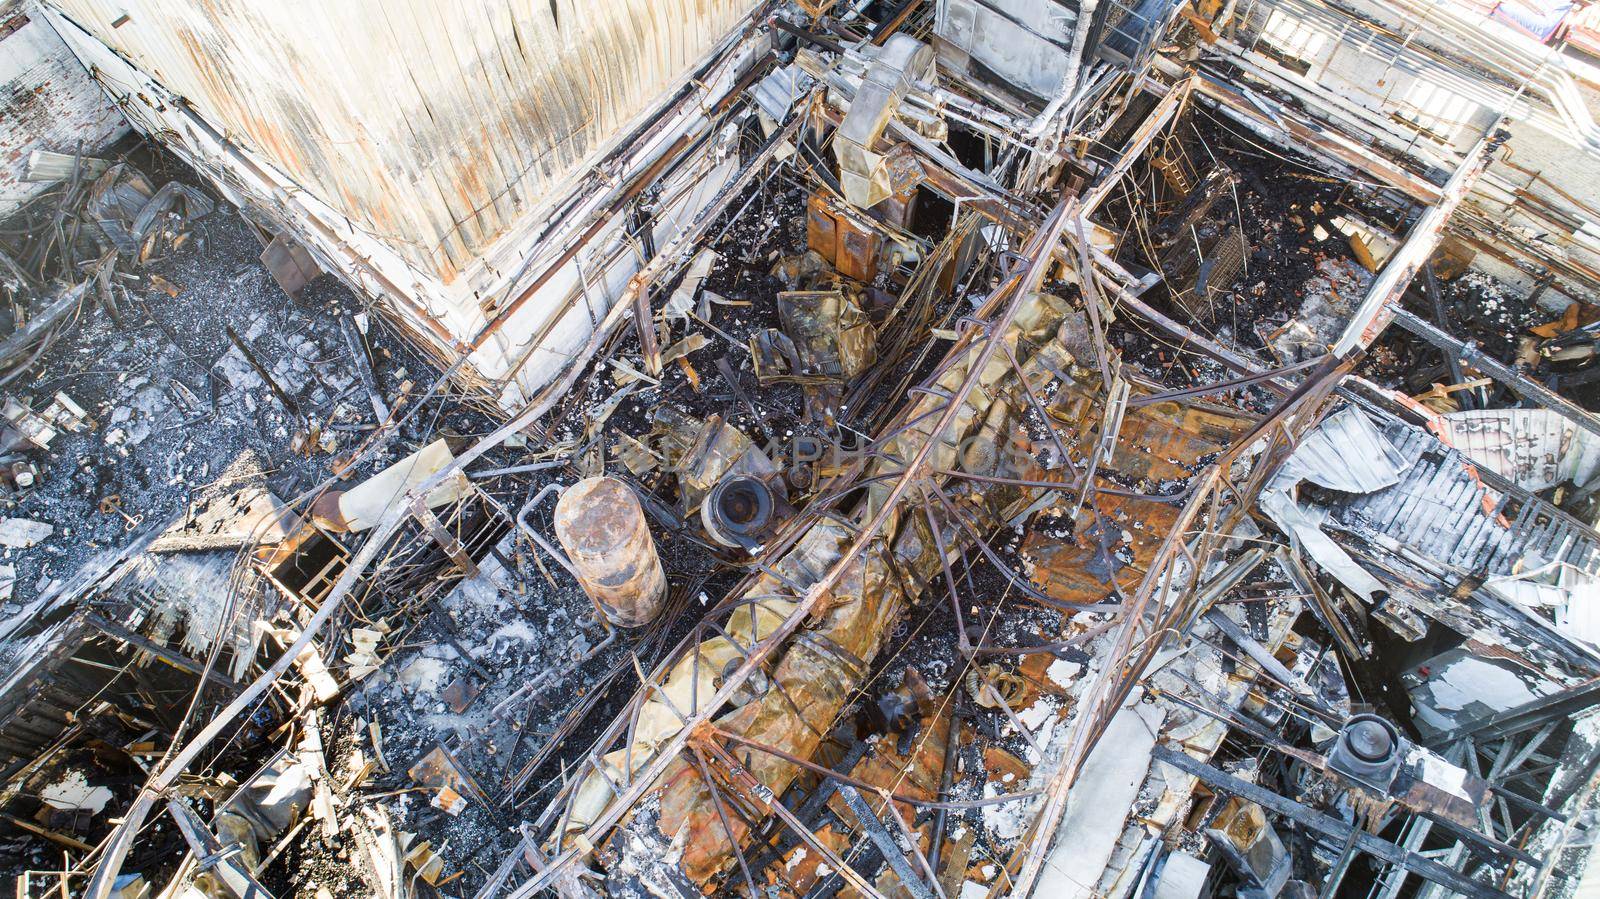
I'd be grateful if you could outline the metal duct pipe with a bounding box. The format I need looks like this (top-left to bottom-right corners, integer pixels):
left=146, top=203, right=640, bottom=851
left=1029, top=0, right=1100, bottom=138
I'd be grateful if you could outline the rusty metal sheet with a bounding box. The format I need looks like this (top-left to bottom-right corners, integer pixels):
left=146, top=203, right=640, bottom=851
left=260, top=233, right=321, bottom=298
left=1021, top=390, right=1254, bottom=606
left=807, top=194, right=882, bottom=282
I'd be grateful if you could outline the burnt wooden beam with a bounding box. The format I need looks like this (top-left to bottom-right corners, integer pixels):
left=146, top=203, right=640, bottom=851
left=225, top=324, right=301, bottom=421
left=410, top=498, right=478, bottom=578
left=339, top=314, right=390, bottom=423
left=838, top=784, right=939, bottom=899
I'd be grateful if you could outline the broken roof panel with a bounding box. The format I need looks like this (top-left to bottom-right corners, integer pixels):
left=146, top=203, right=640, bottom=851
left=8, top=0, right=1600, bottom=897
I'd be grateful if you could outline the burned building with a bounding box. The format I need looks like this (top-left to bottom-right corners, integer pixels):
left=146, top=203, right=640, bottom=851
left=4, top=0, right=1600, bottom=898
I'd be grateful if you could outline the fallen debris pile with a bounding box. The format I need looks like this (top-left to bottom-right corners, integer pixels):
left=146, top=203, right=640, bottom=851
left=6, top=2, right=1600, bottom=899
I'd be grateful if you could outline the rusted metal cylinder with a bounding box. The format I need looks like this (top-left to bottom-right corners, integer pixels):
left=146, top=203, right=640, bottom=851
left=554, top=476, right=667, bottom=627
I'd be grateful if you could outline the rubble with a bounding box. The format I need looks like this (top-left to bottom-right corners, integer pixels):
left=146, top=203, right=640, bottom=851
left=6, top=2, right=1600, bottom=899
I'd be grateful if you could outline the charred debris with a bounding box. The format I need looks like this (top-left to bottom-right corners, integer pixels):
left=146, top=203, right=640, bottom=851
left=6, top=2, right=1600, bottom=899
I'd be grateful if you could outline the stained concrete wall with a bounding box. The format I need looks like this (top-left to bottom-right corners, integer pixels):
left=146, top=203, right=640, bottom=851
left=40, top=1, right=765, bottom=412
left=0, top=0, right=125, bottom=218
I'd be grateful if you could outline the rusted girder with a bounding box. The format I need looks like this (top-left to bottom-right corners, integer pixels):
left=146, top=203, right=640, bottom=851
left=1332, top=127, right=1507, bottom=357
left=511, top=193, right=1083, bottom=899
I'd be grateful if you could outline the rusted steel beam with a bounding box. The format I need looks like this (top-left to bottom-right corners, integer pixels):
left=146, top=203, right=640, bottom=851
left=1128, top=356, right=1326, bottom=407
left=512, top=192, right=1083, bottom=899
left=410, top=498, right=478, bottom=578
left=1391, top=307, right=1600, bottom=442
left=934, top=469, right=1190, bottom=503
left=696, top=734, right=890, bottom=899
left=923, top=500, right=974, bottom=655
left=1080, top=77, right=1195, bottom=215
left=1089, top=263, right=1289, bottom=392
left=689, top=748, right=761, bottom=899
left=1182, top=69, right=1445, bottom=204
left=924, top=480, right=1103, bottom=613
left=914, top=151, right=1039, bottom=234
left=1420, top=264, right=1472, bottom=407
left=926, top=697, right=964, bottom=877
left=1332, top=127, right=1507, bottom=357
left=999, top=334, right=1081, bottom=478
left=869, top=0, right=925, bottom=43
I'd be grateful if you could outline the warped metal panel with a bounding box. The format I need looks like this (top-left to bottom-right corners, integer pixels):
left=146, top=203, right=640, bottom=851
left=936, top=0, right=1080, bottom=99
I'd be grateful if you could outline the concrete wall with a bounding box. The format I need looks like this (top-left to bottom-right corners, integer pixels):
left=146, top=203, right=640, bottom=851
left=0, top=0, right=124, bottom=218
left=1228, top=0, right=1600, bottom=308
left=45, top=0, right=761, bottom=287
left=42, top=2, right=766, bottom=411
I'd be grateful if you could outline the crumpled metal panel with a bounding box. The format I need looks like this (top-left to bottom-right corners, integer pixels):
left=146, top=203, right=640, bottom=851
left=1326, top=418, right=1518, bottom=576
left=1267, top=404, right=1600, bottom=655
left=807, top=194, right=884, bottom=282
left=1272, top=405, right=1408, bottom=495
left=1260, top=405, right=1420, bottom=602
left=589, top=291, right=1081, bottom=888
left=777, top=289, right=878, bottom=381
left=751, top=64, right=815, bottom=123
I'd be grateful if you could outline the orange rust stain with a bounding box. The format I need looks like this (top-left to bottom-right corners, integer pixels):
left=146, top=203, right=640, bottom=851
left=1022, top=392, right=1253, bottom=606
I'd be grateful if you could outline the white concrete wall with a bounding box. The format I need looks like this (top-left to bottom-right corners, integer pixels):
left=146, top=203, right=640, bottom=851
left=44, top=0, right=761, bottom=285
left=42, top=3, right=764, bottom=412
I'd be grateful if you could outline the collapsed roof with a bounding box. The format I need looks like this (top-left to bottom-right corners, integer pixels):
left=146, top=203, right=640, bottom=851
left=6, top=1, right=1600, bottom=898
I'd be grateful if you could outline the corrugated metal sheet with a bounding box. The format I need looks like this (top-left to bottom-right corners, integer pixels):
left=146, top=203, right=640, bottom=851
left=1265, top=405, right=1600, bottom=612
left=1315, top=411, right=1600, bottom=578
left=1441, top=407, right=1600, bottom=493
left=0, top=0, right=125, bottom=217
left=45, top=0, right=759, bottom=282
left=1328, top=419, right=1521, bottom=575
left=1272, top=404, right=1408, bottom=494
